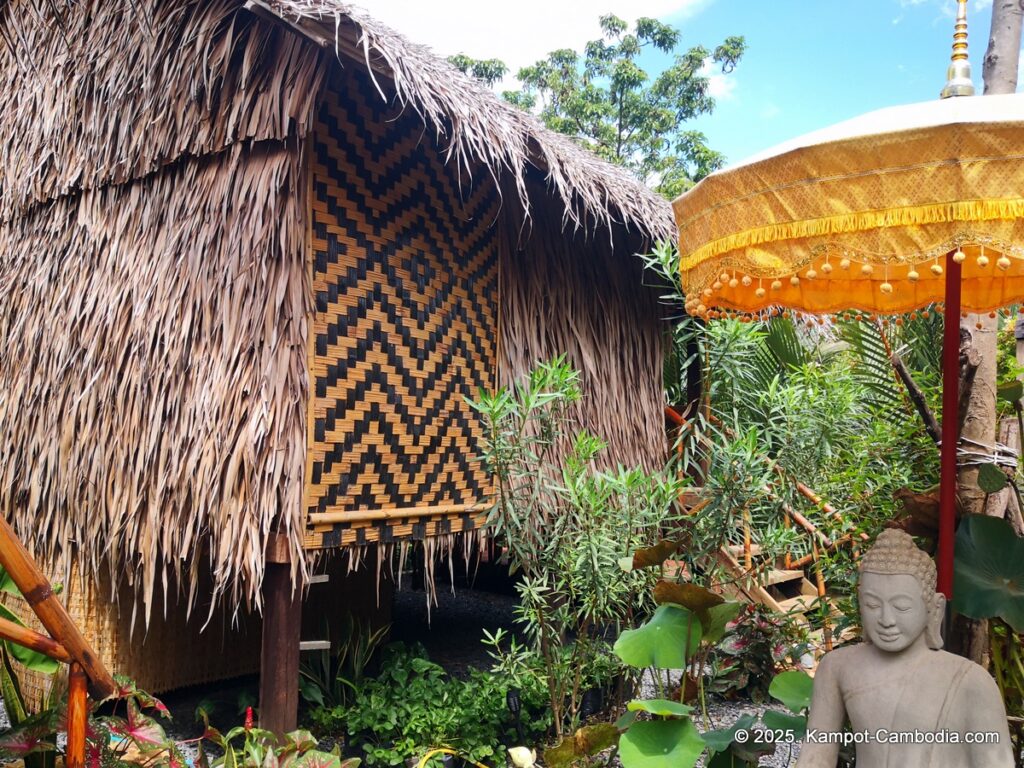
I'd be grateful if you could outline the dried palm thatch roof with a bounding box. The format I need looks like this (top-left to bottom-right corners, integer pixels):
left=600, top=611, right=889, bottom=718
left=0, top=0, right=672, bottom=622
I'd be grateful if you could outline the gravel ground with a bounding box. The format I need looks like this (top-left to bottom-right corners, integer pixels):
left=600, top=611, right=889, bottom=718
left=696, top=699, right=803, bottom=768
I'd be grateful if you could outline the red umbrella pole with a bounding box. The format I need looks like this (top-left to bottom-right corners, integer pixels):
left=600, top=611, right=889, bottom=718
left=938, top=249, right=961, bottom=599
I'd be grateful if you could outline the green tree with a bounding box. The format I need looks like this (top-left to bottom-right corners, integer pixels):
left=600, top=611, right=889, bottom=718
left=446, top=53, right=509, bottom=87
left=512, top=14, right=744, bottom=197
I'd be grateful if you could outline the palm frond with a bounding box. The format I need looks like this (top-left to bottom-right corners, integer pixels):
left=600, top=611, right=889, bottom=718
left=837, top=320, right=904, bottom=411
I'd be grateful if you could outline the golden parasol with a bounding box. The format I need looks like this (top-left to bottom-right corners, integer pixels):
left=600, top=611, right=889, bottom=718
left=673, top=0, right=1024, bottom=598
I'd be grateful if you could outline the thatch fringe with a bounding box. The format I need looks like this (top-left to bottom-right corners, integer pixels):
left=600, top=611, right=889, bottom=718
left=318, top=529, right=490, bottom=621
left=0, top=139, right=311, bottom=623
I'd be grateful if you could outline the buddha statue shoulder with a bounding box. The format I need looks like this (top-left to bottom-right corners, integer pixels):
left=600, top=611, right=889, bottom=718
left=796, top=528, right=1013, bottom=768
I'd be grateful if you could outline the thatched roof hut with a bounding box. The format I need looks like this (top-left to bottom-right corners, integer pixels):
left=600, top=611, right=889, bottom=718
left=0, top=0, right=672, bottom=704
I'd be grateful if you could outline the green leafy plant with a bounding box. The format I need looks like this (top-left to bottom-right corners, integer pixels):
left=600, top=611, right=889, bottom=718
left=952, top=514, right=1024, bottom=766
left=953, top=514, right=1024, bottom=630
left=299, top=615, right=389, bottom=709
left=311, top=644, right=538, bottom=767
left=470, top=357, right=686, bottom=737
left=0, top=674, right=352, bottom=768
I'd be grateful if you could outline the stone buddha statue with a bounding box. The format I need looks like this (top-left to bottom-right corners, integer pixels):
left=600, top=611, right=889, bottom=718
left=797, top=528, right=1013, bottom=767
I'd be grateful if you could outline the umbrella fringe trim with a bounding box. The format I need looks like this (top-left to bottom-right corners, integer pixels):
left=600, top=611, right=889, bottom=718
left=680, top=197, right=1024, bottom=271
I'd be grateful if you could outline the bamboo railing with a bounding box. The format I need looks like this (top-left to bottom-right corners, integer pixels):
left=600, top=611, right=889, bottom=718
left=664, top=403, right=868, bottom=653
left=0, top=516, right=114, bottom=768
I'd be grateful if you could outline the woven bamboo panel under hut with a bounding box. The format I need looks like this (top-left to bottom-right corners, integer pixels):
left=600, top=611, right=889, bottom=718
left=0, top=0, right=674, bottom=697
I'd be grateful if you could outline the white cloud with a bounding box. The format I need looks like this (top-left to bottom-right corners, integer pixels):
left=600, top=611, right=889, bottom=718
left=699, top=56, right=738, bottom=101
left=350, top=0, right=714, bottom=82
left=937, top=0, right=991, bottom=17
left=760, top=103, right=781, bottom=120
left=707, top=73, right=737, bottom=99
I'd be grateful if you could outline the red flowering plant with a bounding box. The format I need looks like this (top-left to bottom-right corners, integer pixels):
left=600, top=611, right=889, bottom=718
left=198, top=705, right=360, bottom=768
left=0, top=674, right=359, bottom=768
left=705, top=604, right=807, bottom=702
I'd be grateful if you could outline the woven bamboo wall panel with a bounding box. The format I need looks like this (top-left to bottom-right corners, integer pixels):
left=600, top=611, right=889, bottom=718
left=305, top=74, right=498, bottom=547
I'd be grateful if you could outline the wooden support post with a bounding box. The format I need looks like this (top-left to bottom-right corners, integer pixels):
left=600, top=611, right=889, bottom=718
left=259, top=537, right=300, bottom=736
left=66, top=662, right=87, bottom=768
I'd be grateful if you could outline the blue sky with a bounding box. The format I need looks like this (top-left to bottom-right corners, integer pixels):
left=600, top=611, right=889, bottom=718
left=671, top=0, right=1004, bottom=164
left=366, top=0, right=1013, bottom=167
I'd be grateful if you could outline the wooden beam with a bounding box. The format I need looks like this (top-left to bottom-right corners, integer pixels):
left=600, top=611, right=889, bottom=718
left=259, top=563, right=301, bottom=735
left=0, top=615, right=71, bottom=663
left=66, top=663, right=87, bottom=768
left=0, top=516, right=114, bottom=698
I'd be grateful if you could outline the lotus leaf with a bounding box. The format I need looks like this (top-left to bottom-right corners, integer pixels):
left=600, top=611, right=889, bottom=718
left=614, top=605, right=702, bottom=669
left=626, top=699, right=694, bottom=717
left=768, top=670, right=813, bottom=714
left=618, top=719, right=705, bottom=768
left=953, top=514, right=1024, bottom=631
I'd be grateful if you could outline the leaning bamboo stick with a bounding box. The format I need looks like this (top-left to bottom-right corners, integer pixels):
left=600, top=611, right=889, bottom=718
left=781, top=503, right=832, bottom=549
left=794, top=482, right=869, bottom=542
left=0, top=516, right=114, bottom=698
left=783, top=514, right=793, bottom=570
left=790, top=533, right=858, bottom=569
left=66, top=663, right=87, bottom=768
left=811, top=539, right=833, bottom=653
left=0, top=616, right=71, bottom=663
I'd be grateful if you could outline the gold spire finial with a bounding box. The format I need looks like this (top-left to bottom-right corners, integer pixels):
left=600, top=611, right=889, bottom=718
left=941, top=0, right=975, bottom=98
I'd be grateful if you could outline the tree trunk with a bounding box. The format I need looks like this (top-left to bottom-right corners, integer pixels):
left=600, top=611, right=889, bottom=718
left=958, top=318, right=999, bottom=518
left=951, top=0, right=1022, bottom=664
left=988, top=417, right=1024, bottom=533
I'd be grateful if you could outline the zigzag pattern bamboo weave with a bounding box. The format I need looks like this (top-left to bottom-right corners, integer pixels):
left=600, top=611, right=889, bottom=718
left=305, top=72, right=498, bottom=547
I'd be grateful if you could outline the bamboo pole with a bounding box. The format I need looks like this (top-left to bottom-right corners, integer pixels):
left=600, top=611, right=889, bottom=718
left=0, top=516, right=114, bottom=698
left=781, top=502, right=833, bottom=548
left=783, top=514, right=793, bottom=570
left=308, top=502, right=484, bottom=526
left=793, top=482, right=869, bottom=542
left=0, top=616, right=71, bottom=663
left=790, top=533, right=859, bottom=569
left=742, top=506, right=753, bottom=571
left=66, top=662, right=87, bottom=768
left=811, top=539, right=833, bottom=652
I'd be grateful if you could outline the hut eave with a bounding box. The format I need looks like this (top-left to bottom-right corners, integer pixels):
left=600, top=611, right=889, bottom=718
left=254, top=0, right=675, bottom=244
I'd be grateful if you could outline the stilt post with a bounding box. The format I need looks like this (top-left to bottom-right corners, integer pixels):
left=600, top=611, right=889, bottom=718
left=259, top=534, right=301, bottom=735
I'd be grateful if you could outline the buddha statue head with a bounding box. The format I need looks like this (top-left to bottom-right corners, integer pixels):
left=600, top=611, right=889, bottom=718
left=858, top=528, right=945, bottom=651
